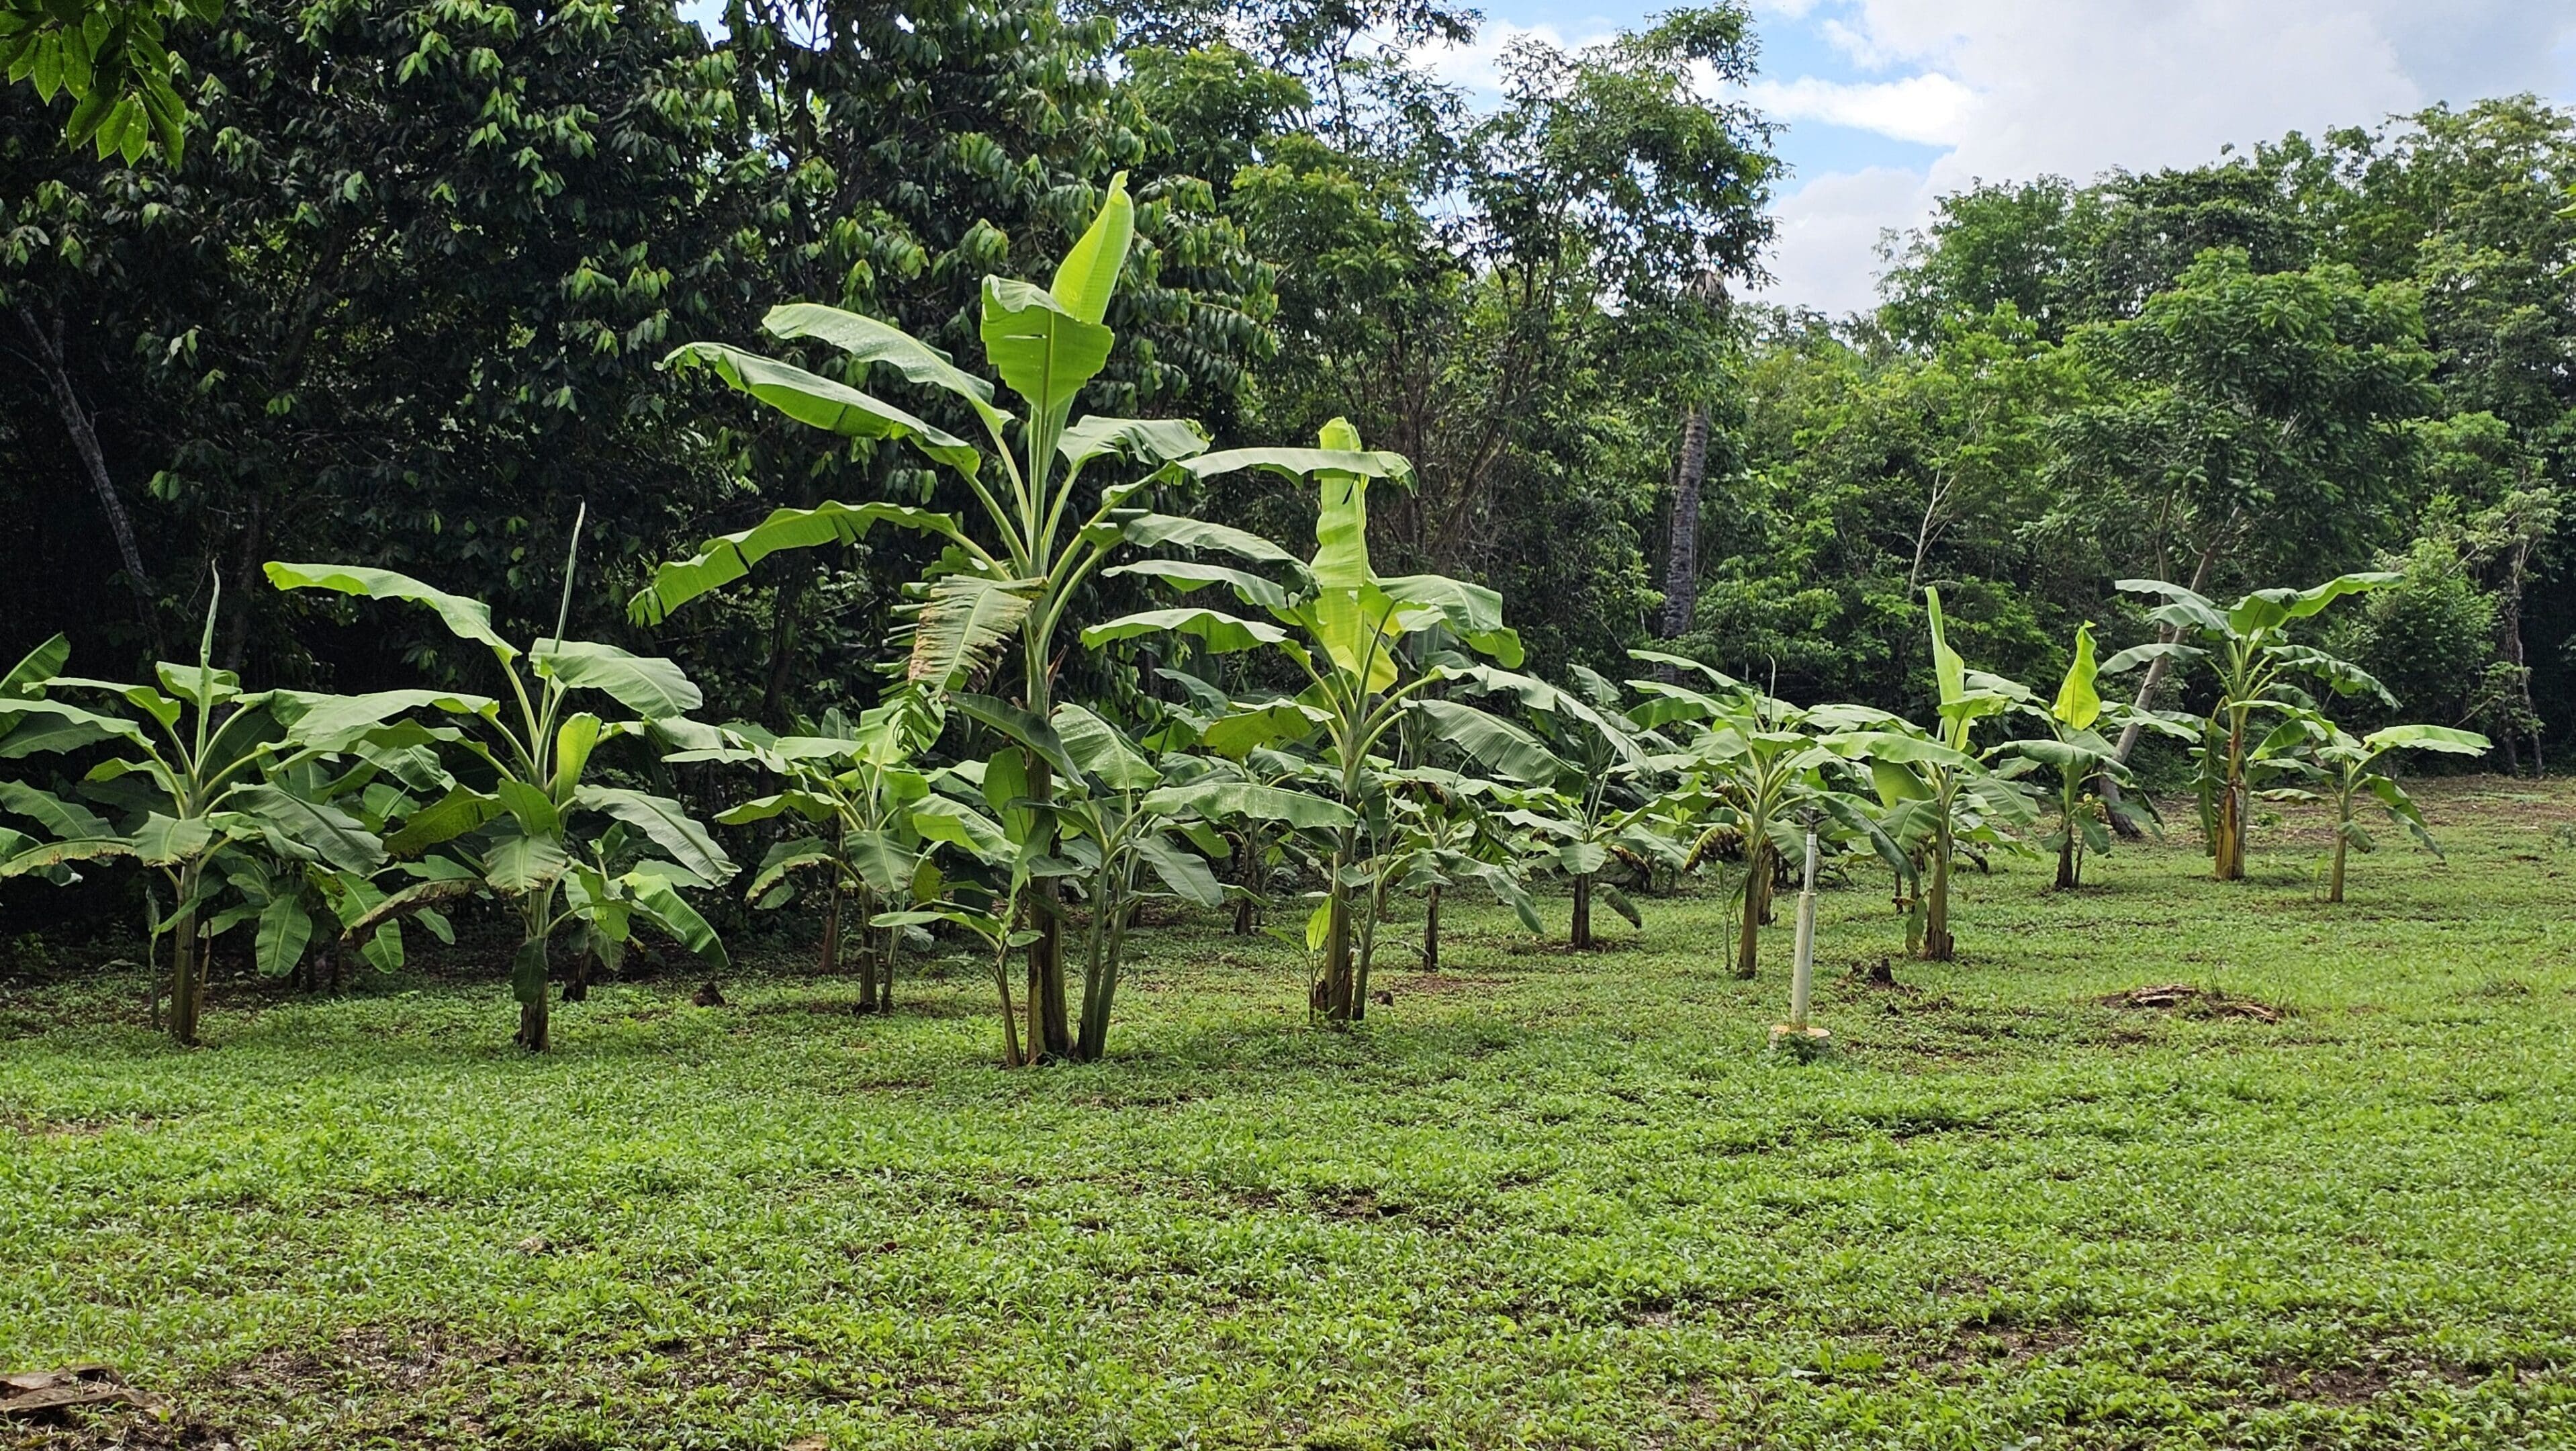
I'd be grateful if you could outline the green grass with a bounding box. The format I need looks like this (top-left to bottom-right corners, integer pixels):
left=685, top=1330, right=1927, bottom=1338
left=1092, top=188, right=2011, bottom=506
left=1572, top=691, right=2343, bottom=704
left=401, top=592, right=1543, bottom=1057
left=6, top=778, right=2576, bottom=1450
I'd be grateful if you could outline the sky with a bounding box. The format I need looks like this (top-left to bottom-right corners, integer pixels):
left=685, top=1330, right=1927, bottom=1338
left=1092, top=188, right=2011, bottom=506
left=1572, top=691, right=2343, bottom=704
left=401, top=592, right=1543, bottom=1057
left=1416, top=0, right=2576, bottom=316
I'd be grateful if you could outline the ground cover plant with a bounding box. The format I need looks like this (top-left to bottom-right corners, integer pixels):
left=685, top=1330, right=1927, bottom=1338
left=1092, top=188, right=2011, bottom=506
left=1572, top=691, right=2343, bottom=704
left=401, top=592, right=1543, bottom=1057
left=5, top=777, right=2573, bottom=1449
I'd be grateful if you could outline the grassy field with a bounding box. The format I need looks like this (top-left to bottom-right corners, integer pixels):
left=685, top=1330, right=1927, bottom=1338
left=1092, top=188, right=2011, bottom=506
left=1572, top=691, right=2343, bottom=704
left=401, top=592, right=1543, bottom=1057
left=4, top=777, right=2575, bottom=1450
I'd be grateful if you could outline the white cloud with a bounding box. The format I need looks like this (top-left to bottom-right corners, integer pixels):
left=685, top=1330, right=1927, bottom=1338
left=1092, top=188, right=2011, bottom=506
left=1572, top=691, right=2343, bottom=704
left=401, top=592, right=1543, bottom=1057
left=1738, top=73, right=1978, bottom=147
left=1749, top=0, right=2576, bottom=315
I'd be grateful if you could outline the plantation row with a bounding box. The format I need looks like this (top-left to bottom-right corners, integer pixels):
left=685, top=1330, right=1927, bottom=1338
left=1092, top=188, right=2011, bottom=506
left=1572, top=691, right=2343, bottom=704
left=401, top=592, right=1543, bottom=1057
left=0, top=185, right=2485, bottom=1061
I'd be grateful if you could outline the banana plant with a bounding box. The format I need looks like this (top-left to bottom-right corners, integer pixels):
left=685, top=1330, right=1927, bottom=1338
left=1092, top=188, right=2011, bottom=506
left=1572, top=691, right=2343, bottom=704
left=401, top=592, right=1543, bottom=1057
left=670, top=690, right=944, bottom=1014
left=628, top=175, right=1341, bottom=1061
left=1633, top=657, right=1904, bottom=980
left=952, top=693, right=1354, bottom=1057
left=1379, top=766, right=1539, bottom=973
left=1986, top=623, right=2190, bottom=889
left=2256, top=715, right=2489, bottom=902
left=1459, top=665, right=1680, bottom=949
left=268, top=519, right=734, bottom=1052
left=0, top=592, right=420, bottom=1043
left=2103, top=573, right=2398, bottom=881
left=1083, top=421, right=1549, bottom=1023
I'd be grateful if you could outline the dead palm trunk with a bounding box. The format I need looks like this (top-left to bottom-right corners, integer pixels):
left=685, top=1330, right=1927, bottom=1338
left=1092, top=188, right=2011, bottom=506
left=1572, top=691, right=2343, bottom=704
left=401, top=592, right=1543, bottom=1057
left=1659, top=407, right=1708, bottom=641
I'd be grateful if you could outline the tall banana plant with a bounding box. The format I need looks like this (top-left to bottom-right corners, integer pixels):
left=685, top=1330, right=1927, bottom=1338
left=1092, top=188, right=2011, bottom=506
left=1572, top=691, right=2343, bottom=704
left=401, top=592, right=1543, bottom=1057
left=2103, top=573, right=2398, bottom=881
left=1084, top=421, right=1551, bottom=1023
left=269, top=523, right=733, bottom=1052
left=0, top=597, right=412, bottom=1044
left=2256, top=715, right=2488, bottom=902
left=629, top=175, right=1318, bottom=1061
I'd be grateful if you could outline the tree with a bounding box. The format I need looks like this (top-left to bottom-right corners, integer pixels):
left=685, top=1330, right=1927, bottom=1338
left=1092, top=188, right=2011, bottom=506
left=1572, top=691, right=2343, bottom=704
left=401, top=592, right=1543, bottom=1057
left=270, top=530, right=733, bottom=1052
left=2258, top=715, right=2489, bottom=903
left=1085, top=420, right=1548, bottom=1022
left=2103, top=573, right=2398, bottom=882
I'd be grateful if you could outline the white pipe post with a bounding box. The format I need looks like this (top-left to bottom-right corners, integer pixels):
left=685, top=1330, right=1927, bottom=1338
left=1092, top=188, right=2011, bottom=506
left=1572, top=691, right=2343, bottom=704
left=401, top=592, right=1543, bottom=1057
left=1790, top=826, right=1819, bottom=1029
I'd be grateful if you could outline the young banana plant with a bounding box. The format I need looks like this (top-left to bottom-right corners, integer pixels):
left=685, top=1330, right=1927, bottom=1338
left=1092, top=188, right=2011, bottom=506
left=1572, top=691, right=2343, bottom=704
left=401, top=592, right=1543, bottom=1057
left=1635, top=657, right=1904, bottom=980
left=2256, top=714, right=2489, bottom=902
left=2103, top=572, right=2398, bottom=881
left=1987, top=623, right=2190, bottom=889
left=268, top=515, right=734, bottom=1052
left=1083, top=421, right=1549, bottom=1023
left=1457, top=664, right=1680, bottom=949
left=0, top=588, right=428, bottom=1044
left=673, top=687, right=947, bottom=1014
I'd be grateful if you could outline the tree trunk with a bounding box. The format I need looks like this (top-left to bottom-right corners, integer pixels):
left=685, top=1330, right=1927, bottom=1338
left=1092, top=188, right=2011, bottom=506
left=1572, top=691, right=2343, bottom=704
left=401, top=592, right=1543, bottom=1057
left=1659, top=407, right=1707, bottom=640
left=1021, top=753, right=1073, bottom=1061
left=819, top=879, right=845, bottom=989
left=166, top=895, right=201, bottom=1047
left=1420, top=883, right=1441, bottom=973
left=19, top=306, right=162, bottom=656
left=221, top=494, right=266, bottom=672
left=2054, top=826, right=2079, bottom=891
left=2328, top=830, right=2347, bottom=904
left=1571, top=873, right=1594, bottom=950
left=512, top=928, right=551, bottom=1052
left=1320, top=834, right=1356, bottom=1022
left=1922, top=832, right=1955, bottom=961
left=1734, top=840, right=1767, bottom=979
left=2214, top=722, right=2247, bottom=881
left=1232, top=832, right=1260, bottom=936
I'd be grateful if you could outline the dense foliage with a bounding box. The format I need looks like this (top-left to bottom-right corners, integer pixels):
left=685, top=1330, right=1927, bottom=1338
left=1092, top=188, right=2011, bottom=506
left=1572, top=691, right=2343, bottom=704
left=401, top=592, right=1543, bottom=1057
left=1, top=0, right=2563, bottom=1052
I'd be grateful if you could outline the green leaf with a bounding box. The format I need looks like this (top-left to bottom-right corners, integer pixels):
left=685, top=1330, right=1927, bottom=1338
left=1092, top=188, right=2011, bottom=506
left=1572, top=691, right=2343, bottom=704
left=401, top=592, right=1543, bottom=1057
left=1052, top=702, right=1159, bottom=791
left=1141, top=779, right=1354, bottom=828
left=486, top=827, right=571, bottom=894
left=1, top=633, right=68, bottom=697
left=1408, top=699, right=1567, bottom=785
left=762, top=302, right=1008, bottom=433
left=951, top=693, right=1084, bottom=786
left=385, top=787, right=501, bottom=858
left=2114, top=578, right=2227, bottom=635
left=265, top=562, right=518, bottom=660
left=0, top=835, right=135, bottom=879
left=911, top=796, right=1011, bottom=863
left=573, top=787, right=735, bottom=883
left=533, top=642, right=700, bottom=719
left=979, top=276, right=1114, bottom=436
left=1049, top=171, right=1135, bottom=324
left=494, top=778, right=561, bottom=836
left=0, top=697, right=148, bottom=755
left=0, top=781, right=111, bottom=840
left=1378, top=574, right=1522, bottom=668
left=628, top=501, right=968, bottom=625
left=1083, top=607, right=1289, bottom=655
left=1199, top=701, right=1326, bottom=757
left=1105, top=560, right=1290, bottom=611
left=1113, top=512, right=1305, bottom=569
left=662, top=342, right=984, bottom=477
left=2358, top=723, right=2489, bottom=759
left=133, top=812, right=216, bottom=866
left=846, top=830, right=917, bottom=897
left=625, top=865, right=729, bottom=967
left=226, top=785, right=387, bottom=874
left=2052, top=623, right=2102, bottom=730
left=275, top=688, right=500, bottom=751
left=1179, top=446, right=1416, bottom=487
left=1136, top=834, right=1224, bottom=907
left=1059, top=415, right=1208, bottom=471
left=749, top=836, right=836, bottom=898
left=553, top=713, right=602, bottom=797
left=255, top=895, right=314, bottom=978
